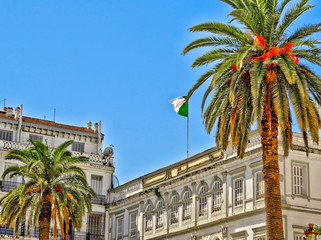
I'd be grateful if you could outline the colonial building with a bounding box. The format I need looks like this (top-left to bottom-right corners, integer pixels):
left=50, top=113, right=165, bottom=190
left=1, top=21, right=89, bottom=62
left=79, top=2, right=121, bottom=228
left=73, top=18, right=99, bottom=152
left=0, top=106, right=114, bottom=240
left=1, top=105, right=320, bottom=240
left=106, top=131, right=321, bottom=240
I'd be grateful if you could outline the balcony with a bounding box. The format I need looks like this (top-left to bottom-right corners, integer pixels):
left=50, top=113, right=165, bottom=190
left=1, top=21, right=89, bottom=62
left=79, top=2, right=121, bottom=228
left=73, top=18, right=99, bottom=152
left=0, top=180, right=22, bottom=192
left=71, top=151, right=112, bottom=166
left=72, top=232, right=105, bottom=240
left=0, top=140, right=113, bottom=166
left=0, top=140, right=29, bottom=151
left=90, top=194, right=106, bottom=205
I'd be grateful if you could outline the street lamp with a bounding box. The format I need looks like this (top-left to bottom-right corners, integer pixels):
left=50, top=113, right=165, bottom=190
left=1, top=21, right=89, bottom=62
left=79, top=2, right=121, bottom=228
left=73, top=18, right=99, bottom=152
left=304, top=224, right=318, bottom=240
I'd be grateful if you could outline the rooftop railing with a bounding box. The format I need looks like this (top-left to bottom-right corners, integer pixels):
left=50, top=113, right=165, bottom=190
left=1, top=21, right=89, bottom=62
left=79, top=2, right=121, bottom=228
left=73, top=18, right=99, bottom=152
left=0, top=140, right=113, bottom=166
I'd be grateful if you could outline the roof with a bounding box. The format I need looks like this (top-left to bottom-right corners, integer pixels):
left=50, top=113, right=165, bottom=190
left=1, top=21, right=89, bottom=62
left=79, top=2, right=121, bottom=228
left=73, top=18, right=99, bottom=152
left=0, top=112, right=95, bottom=133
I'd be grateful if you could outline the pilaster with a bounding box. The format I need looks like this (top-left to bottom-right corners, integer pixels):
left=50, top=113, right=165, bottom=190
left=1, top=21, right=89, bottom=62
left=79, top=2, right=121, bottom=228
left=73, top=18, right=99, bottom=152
left=191, top=182, right=197, bottom=226
left=222, top=171, right=228, bottom=217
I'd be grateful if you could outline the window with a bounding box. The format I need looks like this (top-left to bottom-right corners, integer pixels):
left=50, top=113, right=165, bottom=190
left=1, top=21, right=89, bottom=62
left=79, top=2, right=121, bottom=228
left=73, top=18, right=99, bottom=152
left=116, top=217, right=123, bottom=240
left=293, top=164, right=307, bottom=196
left=71, top=142, right=85, bottom=152
left=234, top=178, right=243, bottom=207
left=29, top=134, right=43, bottom=142
left=254, top=236, right=266, bottom=240
left=182, top=190, right=192, bottom=221
left=91, top=175, right=103, bottom=195
left=294, top=234, right=305, bottom=240
left=88, top=213, right=105, bottom=239
left=156, top=200, right=164, bottom=229
left=145, top=204, right=153, bottom=232
left=212, top=181, right=222, bottom=213
left=0, top=130, right=13, bottom=141
left=199, top=185, right=208, bottom=217
left=256, top=172, right=264, bottom=200
left=170, top=195, right=179, bottom=224
left=129, top=212, right=137, bottom=240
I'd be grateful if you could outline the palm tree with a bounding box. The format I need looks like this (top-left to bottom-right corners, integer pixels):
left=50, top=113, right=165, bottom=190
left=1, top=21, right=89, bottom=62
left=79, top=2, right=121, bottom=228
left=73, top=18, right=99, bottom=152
left=183, top=0, right=321, bottom=239
left=0, top=139, right=96, bottom=240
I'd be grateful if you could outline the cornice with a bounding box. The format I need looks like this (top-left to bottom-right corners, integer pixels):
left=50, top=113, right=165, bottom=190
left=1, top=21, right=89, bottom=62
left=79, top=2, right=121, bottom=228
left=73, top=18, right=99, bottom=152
left=108, top=147, right=263, bottom=210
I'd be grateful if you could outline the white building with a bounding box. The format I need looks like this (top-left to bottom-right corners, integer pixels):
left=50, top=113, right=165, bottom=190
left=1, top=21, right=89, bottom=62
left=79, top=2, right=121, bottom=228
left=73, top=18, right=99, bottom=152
left=0, top=106, right=115, bottom=240
left=0, top=105, right=320, bottom=240
left=106, top=131, right=321, bottom=240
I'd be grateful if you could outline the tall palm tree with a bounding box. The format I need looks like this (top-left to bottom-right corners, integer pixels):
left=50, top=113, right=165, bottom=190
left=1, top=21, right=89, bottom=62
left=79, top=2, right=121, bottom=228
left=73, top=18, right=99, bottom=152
left=0, top=139, right=96, bottom=240
left=183, top=0, right=321, bottom=239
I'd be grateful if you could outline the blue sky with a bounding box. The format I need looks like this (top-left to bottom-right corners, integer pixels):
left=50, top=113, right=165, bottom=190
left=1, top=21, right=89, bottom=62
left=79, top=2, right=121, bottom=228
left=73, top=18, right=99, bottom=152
left=1, top=1, right=320, bottom=184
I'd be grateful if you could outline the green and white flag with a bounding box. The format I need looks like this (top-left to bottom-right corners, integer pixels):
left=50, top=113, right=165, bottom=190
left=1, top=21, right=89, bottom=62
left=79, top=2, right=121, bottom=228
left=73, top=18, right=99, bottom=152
left=169, top=96, right=188, bottom=117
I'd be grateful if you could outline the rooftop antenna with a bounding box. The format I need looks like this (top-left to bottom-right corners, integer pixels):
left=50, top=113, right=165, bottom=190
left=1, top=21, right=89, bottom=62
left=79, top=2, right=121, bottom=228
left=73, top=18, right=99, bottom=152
left=54, top=108, right=56, bottom=122
left=0, top=98, right=6, bottom=109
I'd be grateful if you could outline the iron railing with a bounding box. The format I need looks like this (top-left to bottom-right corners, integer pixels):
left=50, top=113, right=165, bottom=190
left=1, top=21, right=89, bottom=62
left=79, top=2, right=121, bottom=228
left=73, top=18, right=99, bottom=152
left=71, top=232, right=105, bottom=240
left=1, top=180, right=22, bottom=192
left=91, top=194, right=106, bottom=205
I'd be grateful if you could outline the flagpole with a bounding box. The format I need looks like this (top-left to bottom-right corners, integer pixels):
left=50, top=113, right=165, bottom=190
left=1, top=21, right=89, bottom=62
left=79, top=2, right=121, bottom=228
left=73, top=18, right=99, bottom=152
left=187, top=105, right=189, bottom=158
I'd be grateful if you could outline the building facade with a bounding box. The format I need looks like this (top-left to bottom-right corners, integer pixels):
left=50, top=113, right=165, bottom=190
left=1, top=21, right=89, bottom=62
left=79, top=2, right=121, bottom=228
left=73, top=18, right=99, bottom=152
left=0, top=105, right=320, bottom=240
left=106, top=132, right=321, bottom=240
left=0, top=106, right=115, bottom=240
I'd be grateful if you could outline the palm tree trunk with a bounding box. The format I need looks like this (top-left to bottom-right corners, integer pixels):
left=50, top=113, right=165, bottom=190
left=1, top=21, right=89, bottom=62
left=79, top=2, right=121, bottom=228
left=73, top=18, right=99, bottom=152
left=39, top=197, right=52, bottom=240
left=261, top=95, right=284, bottom=240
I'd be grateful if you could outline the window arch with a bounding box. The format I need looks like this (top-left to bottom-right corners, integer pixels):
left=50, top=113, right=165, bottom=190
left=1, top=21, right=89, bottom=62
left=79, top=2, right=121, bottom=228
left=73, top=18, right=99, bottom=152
left=145, top=203, right=153, bottom=232
left=155, top=199, right=165, bottom=229
left=182, top=189, right=192, bottom=221
left=170, top=194, right=179, bottom=224
left=212, top=180, right=222, bottom=213
left=199, top=185, right=208, bottom=217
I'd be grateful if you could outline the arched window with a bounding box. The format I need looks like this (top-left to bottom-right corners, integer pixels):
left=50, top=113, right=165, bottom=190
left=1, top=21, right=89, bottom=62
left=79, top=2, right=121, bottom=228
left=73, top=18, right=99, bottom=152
left=212, top=181, right=222, bottom=213
left=199, top=185, right=208, bottom=217
left=182, top=190, right=192, bottom=221
left=145, top=204, right=153, bottom=232
left=156, top=200, right=165, bottom=229
left=170, top=194, right=179, bottom=224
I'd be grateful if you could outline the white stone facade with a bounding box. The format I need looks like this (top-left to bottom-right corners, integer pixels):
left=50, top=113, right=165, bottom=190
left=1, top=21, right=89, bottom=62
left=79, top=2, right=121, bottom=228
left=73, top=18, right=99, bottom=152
left=0, top=106, right=115, bottom=240
left=106, top=131, right=321, bottom=240
left=1, top=105, right=320, bottom=240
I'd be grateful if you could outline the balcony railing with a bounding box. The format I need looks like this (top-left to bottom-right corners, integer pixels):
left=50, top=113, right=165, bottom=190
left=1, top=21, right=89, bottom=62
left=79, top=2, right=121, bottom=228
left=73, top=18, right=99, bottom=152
left=0, top=222, right=25, bottom=237
left=90, top=194, right=106, bottom=205
left=71, top=232, right=105, bottom=240
left=1, top=181, right=22, bottom=192
left=0, top=140, right=29, bottom=151
left=0, top=140, right=113, bottom=166
left=0, top=226, right=13, bottom=236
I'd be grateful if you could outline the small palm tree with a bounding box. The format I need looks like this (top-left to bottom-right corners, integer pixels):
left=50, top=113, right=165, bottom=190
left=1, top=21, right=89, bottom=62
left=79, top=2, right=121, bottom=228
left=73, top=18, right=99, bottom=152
left=183, top=0, right=321, bottom=239
left=0, top=139, right=96, bottom=240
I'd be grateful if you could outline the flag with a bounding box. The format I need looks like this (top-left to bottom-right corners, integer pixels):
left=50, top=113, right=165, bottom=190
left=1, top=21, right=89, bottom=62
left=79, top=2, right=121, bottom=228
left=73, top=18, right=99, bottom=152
left=169, top=96, right=188, bottom=117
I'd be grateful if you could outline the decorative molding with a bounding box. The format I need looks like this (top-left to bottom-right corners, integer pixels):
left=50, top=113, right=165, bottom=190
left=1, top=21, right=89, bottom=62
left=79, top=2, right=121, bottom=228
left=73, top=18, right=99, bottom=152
left=229, top=166, right=246, bottom=175
left=250, top=160, right=262, bottom=168
left=126, top=204, right=139, bottom=211
left=292, top=224, right=306, bottom=230
left=252, top=225, right=266, bottom=234
left=230, top=230, right=247, bottom=238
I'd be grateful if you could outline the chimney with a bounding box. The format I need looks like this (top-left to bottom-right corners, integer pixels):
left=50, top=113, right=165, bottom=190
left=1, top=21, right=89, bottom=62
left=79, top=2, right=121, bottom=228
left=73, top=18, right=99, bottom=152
left=87, top=121, right=92, bottom=130
left=6, top=107, right=13, bottom=117
left=14, top=107, right=20, bottom=120
left=94, top=123, right=98, bottom=133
